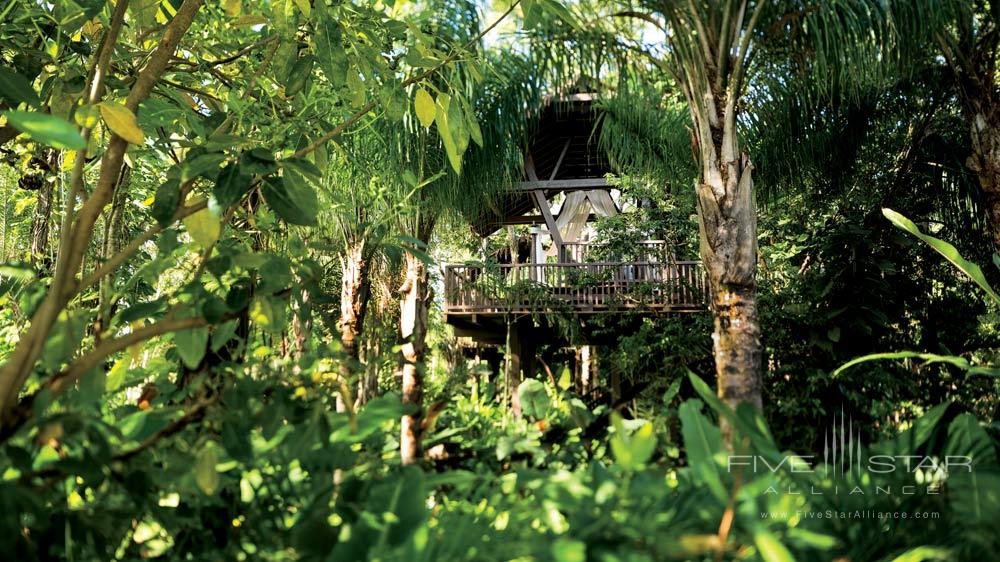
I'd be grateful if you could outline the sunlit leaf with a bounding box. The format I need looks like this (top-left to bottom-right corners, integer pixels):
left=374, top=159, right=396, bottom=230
left=175, top=323, right=208, bottom=369
left=3, top=111, right=85, bottom=149
left=195, top=445, right=219, bottom=495
left=99, top=102, right=145, bottom=145
left=414, top=87, right=435, bottom=128
left=182, top=203, right=222, bottom=247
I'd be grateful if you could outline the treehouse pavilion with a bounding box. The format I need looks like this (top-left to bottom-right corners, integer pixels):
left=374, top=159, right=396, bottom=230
left=443, top=94, right=708, bottom=397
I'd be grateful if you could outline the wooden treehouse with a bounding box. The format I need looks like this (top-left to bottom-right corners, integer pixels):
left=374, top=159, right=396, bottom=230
left=444, top=94, right=708, bottom=393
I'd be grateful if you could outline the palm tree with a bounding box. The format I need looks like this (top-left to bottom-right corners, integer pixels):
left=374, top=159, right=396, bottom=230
left=896, top=1, right=1000, bottom=251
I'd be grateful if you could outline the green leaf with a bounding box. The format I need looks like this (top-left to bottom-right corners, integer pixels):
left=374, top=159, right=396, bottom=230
left=213, top=163, right=251, bottom=208
left=551, top=538, right=586, bottom=562
left=449, top=94, right=469, bottom=154
left=3, top=111, right=85, bottom=149
left=41, top=311, right=88, bottom=372
left=105, top=358, right=129, bottom=392
left=180, top=153, right=226, bottom=183
left=175, top=325, right=208, bottom=369
left=434, top=93, right=462, bottom=174
left=315, top=15, right=347, bottom=87
left=151, top=179, right=181, bottom=227
left=195, top=445, right=219, bottom=495
left=0, top=67, right=40, bottom=108
left=677, top=400, right=727, bottom=500
left=262, top=175, right=318, bottom=226
left=517, top=379, right=550, bottom=419
left=414, top=87, right=435, bottom=128
left=887, top=547, right=953, bottom=562
left=753, top=530, right=795, bottom=562
left=239, top=148, right=278, bottom=176
left=117, top=298, right=168, bottom=324
left=380, top=83, right=406, bottom=122
left=250, top=295, right=288, bottom=334
left=832, top=351, right=1000, bottom=378
left=182, top=203, right=222, bottom=248
left=458, top=94, right=482, bottom=147
left=945, top=413, right=997, bottom=466
left=119, top=407, right=183, bottom=442
left=883, top=208, right=1000, bottom=304
left=285, top=55, right=314, bottom=96
left=610, top=412, right=657, bottom=470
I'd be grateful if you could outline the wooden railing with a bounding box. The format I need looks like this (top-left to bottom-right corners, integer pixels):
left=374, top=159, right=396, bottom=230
left=444, top=261, right=708, bottom=315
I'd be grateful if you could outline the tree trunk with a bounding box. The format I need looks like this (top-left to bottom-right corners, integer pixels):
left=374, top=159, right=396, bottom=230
left=98, top=165, right=131, bottom=332
left=28, top=149, right=58, bottom=270
left=505, top=319, right=522, bottom=417
left=358, top=329, right=380, bottom=406
left=696, top=153, right=763, bottom=421
left=338, top=240, right=371, bottom=408
left=683, top=78, right=764, bottom=435
left=398, top=245, right=430, bottom=465
left=964, top=96, right=1000, bottom=252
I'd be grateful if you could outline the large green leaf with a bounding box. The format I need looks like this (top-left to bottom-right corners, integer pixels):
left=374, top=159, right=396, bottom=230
left=883, top=208, right=999, bottom=304
left=3, top=111, right=85, bottom=149
left=213, top=163, right=251, bottom=208
left=151, top=179, right=181, bottom=227
left=833, top=351, right=999, bottom=378
left=174, top=325, right=208, bottom=369
left=0, top=67, right=40, bottom=108
left=609, top=412, right=656, bottom=470
left=434, top=93, right=462, bottom=173
left=753, top=530, right=796, bottom=562
left=517, top=379, right=550, bottom=419
left=677, top=400, right=727, bottom=500
left=314, top=12, right=348, bottom=87
left=262, top=174, right=318, bottom=226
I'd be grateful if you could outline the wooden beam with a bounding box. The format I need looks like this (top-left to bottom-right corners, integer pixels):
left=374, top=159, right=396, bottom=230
left=524, top=152, right=540, bottom=182
left=548, top=138, right=572, bottom=181
left=515, top=178, right=610, bottom=192
left=532, top=189, right=563, bottom=249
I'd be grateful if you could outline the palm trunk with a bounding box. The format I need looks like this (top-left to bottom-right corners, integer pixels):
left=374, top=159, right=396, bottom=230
left=683, top=76, right=764, bottom=433
left=338, top=240, right=372, bottom=405
left=964, top=97, right=1000, bottom=252
left=696, top=153, right=764, bottom=419
left=398, top=237, right=431, bottom=465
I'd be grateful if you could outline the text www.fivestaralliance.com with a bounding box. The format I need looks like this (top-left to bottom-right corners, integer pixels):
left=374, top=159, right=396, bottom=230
left=759, top=511, right=940, bottom=520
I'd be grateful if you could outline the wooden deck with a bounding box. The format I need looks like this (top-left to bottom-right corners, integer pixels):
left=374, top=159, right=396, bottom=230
left=444, top=261, right=708, bottom=315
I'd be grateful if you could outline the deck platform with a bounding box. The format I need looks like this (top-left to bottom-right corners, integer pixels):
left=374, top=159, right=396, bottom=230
left=444, top=260, right=708, bottom=318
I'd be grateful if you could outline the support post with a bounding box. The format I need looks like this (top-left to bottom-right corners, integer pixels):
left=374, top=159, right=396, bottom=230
left=506, top=321, right=522, bottom=417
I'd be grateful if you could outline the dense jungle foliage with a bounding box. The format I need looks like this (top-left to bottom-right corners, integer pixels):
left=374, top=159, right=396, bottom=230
left=0, top=0, right=999, bottom=561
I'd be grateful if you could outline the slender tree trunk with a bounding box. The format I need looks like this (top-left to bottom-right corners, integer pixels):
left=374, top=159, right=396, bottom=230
left=293, top=287, right=311, bottom=356
left=505, top=319, right=522, bottom=417
left=358, top=329, right=380, bottom=406
left=399, top=233, right=432, bottom=465
left=0, top=0, right=204, bottom=424
left=98, top=165, right=131, bottom=332
left=28, top=149, right=58, bottom=270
